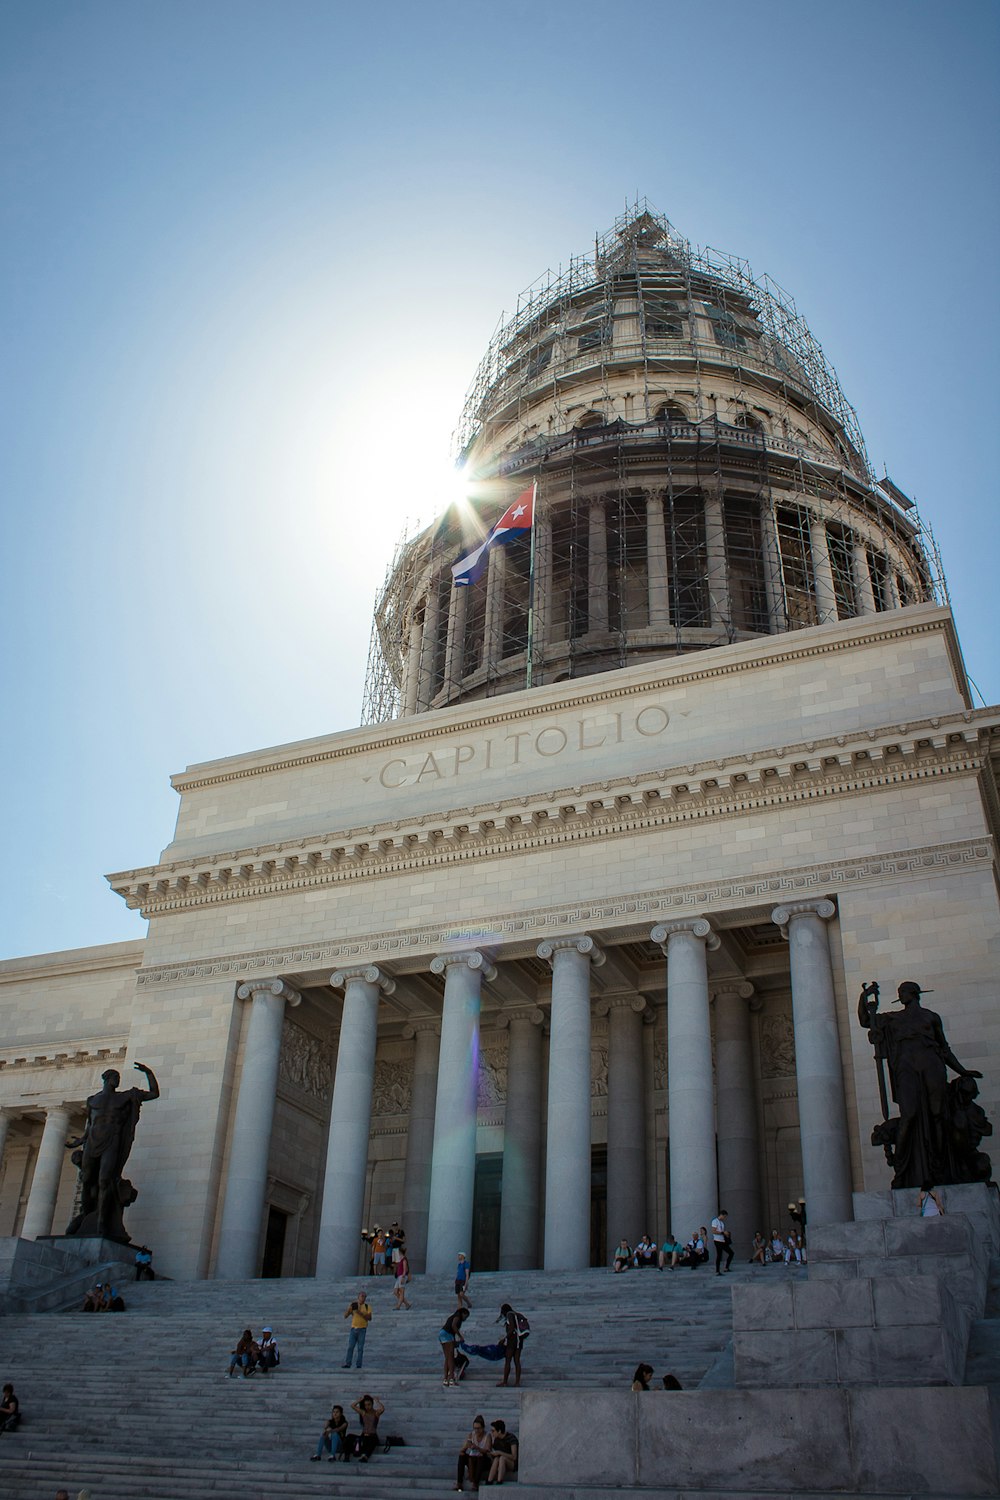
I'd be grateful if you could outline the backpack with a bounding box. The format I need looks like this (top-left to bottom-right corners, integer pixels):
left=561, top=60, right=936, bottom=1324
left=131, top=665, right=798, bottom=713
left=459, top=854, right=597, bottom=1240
left=513, top=1311, right=531, bottom=1340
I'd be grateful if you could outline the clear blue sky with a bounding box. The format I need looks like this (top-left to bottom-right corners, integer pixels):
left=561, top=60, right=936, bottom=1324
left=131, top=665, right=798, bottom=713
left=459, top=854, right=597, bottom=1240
left=2, top=0, right=998, bottom=959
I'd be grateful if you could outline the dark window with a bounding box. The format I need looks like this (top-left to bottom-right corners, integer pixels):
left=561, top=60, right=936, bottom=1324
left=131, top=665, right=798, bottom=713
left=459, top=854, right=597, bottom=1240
left=607, top=493, right=649, bottom=632
left=644, top=298, right=683, bottom=337
left=867, top=547, right=890, bottom=611
left=524, top=345, right=552, bottom=381
left=578, top=323, right=611, bottom=353
left=776, top=507, right=817, bottom=628
left=703, top=302, right=747, bottom=350
left=502, top=531, right=531, bottom=658
left=655, top=401, right=688, bottom=424
left=724, top=499, right=770, bottom=633
left=827, top=526, right=858, bottom=618
left=667, top=492, right=710, bottom=627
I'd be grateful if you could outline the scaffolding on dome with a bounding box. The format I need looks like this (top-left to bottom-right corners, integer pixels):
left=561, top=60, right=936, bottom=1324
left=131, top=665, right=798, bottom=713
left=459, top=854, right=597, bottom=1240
left=360, top=202, right=948, bottom=727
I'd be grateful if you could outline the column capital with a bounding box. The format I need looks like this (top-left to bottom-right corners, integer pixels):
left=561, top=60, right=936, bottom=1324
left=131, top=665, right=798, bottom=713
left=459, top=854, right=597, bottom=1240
left=330, top=964, right=396, bottom=996
left=710, top=980, right=756, bottom=1005
left=537, top=934, right=605, bottom=967
left=496, top=1005, right=545, bottom=1030
left=430, top=949, right=497, bottom=982
left=402, top=1017, right=441, bottom=1041
left=651, top=917, right=720, bottom=951
left=594, top=993, right=647, bottom=1018
left=237, top=978, right=301, bottom=1007
left=771, top=898, right=836, bottom=936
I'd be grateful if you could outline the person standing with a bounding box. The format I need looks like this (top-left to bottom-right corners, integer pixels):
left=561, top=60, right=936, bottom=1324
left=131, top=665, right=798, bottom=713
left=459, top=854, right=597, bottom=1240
left=711, top=1210, right=734, bottom=1275
left=439, top=1306, right=470, bottom=1387
left=393, top=1248, right=412, bottom=1310
left=454, top=1252, right=472, bottom=1308
left=496, top=1302, right=528, bottom=1388
left=342, top=1289, right=372, bottom=1368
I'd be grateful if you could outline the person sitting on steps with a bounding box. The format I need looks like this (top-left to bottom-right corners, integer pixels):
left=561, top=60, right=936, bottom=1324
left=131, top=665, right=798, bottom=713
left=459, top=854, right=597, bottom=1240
left=345, top=1393, right=385, bottom=1463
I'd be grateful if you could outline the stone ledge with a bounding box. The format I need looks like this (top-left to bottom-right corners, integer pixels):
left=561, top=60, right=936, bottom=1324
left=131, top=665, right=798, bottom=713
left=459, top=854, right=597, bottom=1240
left=518, top=1387, right=1000, bottom=1494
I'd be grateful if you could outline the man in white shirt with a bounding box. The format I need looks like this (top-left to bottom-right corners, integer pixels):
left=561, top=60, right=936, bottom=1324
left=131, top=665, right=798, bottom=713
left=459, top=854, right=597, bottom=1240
left=711, top=1210, right=734, bottom=1275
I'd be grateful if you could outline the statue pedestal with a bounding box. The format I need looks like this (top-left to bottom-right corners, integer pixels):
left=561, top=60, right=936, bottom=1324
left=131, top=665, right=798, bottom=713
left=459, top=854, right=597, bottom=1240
left=732, top=1187, right=997, bottom=1388
left=0, top=1234, right=137, bottom=1312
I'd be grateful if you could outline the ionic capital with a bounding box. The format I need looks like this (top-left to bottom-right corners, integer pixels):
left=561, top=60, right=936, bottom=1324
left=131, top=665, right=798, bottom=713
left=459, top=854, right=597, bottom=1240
left=331, top=965, right=396, bottom=997
left=771, top=899, right=836, bottom=937
left=430, top=949, right=498, bottom=982
left=496, top=1006, right=546, bottom=1030
left=710, top=980, right=755, bottom=1006
left=536, top=934, right=606, bottom=968
left=650, top=917, right=720, bottom=952
left=594, top=993, right=647, bottom=1018
left=237, top=978, right=301, bottom=1008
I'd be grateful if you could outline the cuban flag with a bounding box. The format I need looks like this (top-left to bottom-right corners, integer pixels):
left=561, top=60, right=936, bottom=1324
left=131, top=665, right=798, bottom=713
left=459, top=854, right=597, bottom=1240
left=451, top=484, right=535, bottom=587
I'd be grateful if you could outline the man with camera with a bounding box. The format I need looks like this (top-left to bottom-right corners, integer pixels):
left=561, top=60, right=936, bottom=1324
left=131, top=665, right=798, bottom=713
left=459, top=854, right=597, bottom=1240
left=342, top=1288, right=373, bottom=1368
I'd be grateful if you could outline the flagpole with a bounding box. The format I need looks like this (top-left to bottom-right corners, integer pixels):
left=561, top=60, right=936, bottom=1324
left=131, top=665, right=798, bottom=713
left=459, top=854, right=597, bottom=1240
left=525, top=481, right=538, bottom=691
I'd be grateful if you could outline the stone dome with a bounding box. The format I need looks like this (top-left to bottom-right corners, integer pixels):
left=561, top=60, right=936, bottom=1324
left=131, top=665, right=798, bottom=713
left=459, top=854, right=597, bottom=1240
left=363, top=203, right=939, bottom=722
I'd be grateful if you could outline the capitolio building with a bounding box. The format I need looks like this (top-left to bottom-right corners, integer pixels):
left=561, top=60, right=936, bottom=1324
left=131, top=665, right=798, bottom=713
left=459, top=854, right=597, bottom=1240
left=2, top=204, right=998, bottom=1282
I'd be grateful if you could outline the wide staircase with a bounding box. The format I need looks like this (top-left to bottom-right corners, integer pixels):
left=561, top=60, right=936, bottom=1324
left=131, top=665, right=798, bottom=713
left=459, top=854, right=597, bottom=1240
left=0, top=1259, right=759, bottom=1499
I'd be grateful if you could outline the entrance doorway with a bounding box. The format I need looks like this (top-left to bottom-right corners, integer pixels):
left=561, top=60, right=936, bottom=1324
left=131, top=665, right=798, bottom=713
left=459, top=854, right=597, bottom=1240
left=472, top=1154, right=503, bottom=1271
left=261, top=1206, right=288, bottom=1278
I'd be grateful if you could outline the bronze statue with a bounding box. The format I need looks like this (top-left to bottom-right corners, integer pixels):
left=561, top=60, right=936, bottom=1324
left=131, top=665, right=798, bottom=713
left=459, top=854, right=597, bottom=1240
left=858, top=981, right=990, bottom=1188
left=66, top=1062, right=160, bottom=1244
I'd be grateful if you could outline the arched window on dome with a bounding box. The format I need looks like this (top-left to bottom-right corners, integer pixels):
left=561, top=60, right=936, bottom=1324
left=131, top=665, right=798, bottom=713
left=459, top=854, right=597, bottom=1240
left=655, top=401, right=688, bottom=425
left=574, top=410, right=605, bottom=431
left=733, top=411, right=765, bottom=434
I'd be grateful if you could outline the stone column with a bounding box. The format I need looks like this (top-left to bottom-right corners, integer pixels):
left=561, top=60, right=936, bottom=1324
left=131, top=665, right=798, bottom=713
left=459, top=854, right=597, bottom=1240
left=215, top=979, right=300, bottom=1279
left=852, top=537, right=876, bottom=614
left=400, top=1019, right=441, bottom=1273
left=532, top=513, right=553, bottom=666
left=772, top=900, right=853, bottom=1227
left=537, top=935, right=604, bottom=1269
left=443, top=580, right=468, bottom=693
left=0, top=1109, right=11, bottom=1175
left=886, top=569, right=902, bottom=609
left=810, top=516, right=838, bottom=624
left=651, top=918, right=720, bottom=1239
left=588, top=501, right=609, bottom=633
left=484, top=543, right=506, bottom=670
left=759, top=498, right=784, bottom=632
left=21, top=1104, right=72, bottom=1241
left=425, top=950, right=496, bottom=1274
left=703, top=487, right=731, bottom=635
left=497, top=1006, right=545, bottom=1269
left=646, top=490, right=670, bottom=630
left=416, top=581, right=441, bottom=711
left=316, top=965, right=396, bottom=1278
left=402, top=610, right=423, bottom=715
left=599, top=994, right=648, bottom=1245
left=713, top=981, right=762, bottom=1251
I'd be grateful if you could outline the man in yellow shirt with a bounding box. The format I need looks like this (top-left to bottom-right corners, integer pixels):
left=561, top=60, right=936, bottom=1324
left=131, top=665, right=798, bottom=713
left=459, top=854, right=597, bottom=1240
left=342, top=1288, right=372, bottom=1368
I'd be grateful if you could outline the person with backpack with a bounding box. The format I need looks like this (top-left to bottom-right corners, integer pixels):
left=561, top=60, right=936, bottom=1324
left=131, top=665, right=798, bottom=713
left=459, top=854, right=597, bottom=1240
left=495, top=1302, right=529, bottom=1387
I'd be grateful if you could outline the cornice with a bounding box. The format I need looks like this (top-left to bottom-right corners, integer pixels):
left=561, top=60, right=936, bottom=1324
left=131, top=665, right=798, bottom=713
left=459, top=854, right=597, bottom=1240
left=110, top=722, right=989, bottom=918
left=133, top=835, right=991, bottom=986
left=166, top=608, right=967, bottom=793
left=0, top=1036, right=128, bottom=1073
left=0, top=944, right=145, bottom=986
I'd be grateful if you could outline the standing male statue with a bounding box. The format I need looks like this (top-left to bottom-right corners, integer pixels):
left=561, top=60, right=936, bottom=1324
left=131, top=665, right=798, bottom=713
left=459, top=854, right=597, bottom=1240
left=858, top=981, right=988, bottom=1189
left=66, top=1062, right=160, bottom=1243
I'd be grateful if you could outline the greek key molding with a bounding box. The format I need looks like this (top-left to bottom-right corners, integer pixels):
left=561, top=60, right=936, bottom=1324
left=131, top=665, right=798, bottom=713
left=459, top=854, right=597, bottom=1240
left=108, top=719, right=991, bottom=920
left=132, top=837, right=994, bottom=987
left=0, top=1037, right=128, bottom=1073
